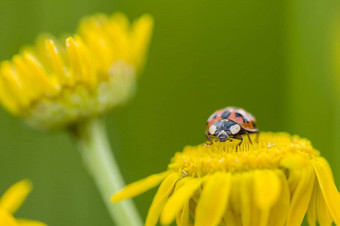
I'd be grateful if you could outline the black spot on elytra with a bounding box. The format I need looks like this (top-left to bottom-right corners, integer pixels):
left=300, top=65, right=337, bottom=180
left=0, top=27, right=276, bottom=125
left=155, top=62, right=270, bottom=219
left=252, top=121, right=257, bottom=128
left=234, top=112, right=242, bottom=118
left=207, top=112, right=218, bottom=124
left=235, top=112, right=249, bottom=123
left=221, top=110, right=230, bottom=119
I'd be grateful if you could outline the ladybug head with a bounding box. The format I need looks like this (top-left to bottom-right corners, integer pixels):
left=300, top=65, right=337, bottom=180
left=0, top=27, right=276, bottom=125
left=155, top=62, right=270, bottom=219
left=208, top=120, right=241, bottom=142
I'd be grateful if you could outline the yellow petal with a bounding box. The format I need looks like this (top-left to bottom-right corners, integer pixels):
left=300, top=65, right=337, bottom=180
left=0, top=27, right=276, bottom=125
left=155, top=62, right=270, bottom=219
left=266, top=170, right=290, bottom=226
left=195, top=172, right=231, bottom=226
left=0, top=61, right=30, bottom=107
left=78, top=28, right=112, bottom=72
left=227, top=173, right=242, bottom=224
left=176, top=200, right=191, bottom=226
left=0, top=76, right=20, bottom=114
left=161, top=177, right=201, bottom=225
left=14, top=54, right=58, bottom=98
left=316, top=182, right=333, bottom=226
left=307, top=179, right=333, bottom=226
left=111, top=171, right=169, bottom=202
left=0, top=209, right=17, bottom=226
left=106, top=14, right=130, bottom=61
left=66, top=37, right=83, bottom=83
left=286, top=166, right=315, bottom=226
left=224, top=207, right=242, bottom=226
left=0, top=180, right=32, bottom=214
left=253, top=170, right=281, bottom=226
left=146, top=173, right=179, bottom=226
left=109, top=13, right=129, bottom=31
left=45, top=39, right=69, bottom=85
left=188, top=196, right=197, bottom=220
left=254, top=170, right=281, bottom=209
left=312, top=157, right=340, bottom=225
left=280, top=154, right=310, bottom=177
left=130, top=14, right=154, bottom=70
left=240, top=172, right=261, bottom=226
left=11, top=56, right=37, bottom=100
left=17, top=219, right=47, bottom=226
left=224, top=176, right=243, bottom=226
left=73, top=35, right=97, bottom=88
left=307, top=183, right=317, bottom=226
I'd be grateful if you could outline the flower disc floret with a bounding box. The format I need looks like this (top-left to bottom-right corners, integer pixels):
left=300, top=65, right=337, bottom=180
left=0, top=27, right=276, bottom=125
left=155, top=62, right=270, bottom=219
left=112, top=132, right=340, bottom=226
left=169, top=133, right=316, bottom=176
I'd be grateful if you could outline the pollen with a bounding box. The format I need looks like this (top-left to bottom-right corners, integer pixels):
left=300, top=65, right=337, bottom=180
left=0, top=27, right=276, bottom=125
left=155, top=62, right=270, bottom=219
left=112, top=132, right=340, bottom=226
left=0, top=13, right=153, bottom=130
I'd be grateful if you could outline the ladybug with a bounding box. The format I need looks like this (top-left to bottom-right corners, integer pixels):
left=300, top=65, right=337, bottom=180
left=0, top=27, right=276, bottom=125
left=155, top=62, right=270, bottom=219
left=206, top=106, right=258, bottom=146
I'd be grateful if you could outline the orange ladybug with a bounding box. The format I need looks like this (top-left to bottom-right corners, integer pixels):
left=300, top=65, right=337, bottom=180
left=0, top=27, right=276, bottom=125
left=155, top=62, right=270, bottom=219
left=206, top=106, right=258, bottom=146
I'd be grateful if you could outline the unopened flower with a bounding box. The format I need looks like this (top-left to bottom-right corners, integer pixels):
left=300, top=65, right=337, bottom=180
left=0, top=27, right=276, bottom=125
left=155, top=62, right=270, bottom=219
left=0, top=13, right=153, bottom=130
left=112, top=132, right=340, bottom=226
left=0, top=179, right=46, bottom=226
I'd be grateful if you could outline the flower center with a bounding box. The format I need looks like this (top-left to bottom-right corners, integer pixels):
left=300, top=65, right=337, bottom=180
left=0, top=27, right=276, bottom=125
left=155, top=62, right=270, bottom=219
left=168, top=132, right=319, bottom=177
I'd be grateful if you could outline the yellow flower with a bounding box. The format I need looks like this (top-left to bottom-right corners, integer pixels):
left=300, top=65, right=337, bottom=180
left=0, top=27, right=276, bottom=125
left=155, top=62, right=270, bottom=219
left=0, top=13, right=153, bottom=130
left=112, top=132, right=340, bottom=226
left=0, top=180, right=46, bottom=226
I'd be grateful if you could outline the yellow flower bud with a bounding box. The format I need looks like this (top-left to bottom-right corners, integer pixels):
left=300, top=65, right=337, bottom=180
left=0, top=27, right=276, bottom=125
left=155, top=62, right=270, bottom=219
left=0, top=13, right=153, bottom=130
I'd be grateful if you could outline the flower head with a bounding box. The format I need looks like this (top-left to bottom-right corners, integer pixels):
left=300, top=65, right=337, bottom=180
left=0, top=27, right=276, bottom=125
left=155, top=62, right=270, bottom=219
left=112, top=132, right=340, bottom=226
left=0, top=179, right=46, bottom=226
left=0, top=13, right=153, bottom=130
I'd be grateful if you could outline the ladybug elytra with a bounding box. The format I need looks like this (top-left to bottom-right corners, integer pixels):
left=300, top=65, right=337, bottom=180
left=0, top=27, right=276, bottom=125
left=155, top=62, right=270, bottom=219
left=206, top=106, right=258, bottom=146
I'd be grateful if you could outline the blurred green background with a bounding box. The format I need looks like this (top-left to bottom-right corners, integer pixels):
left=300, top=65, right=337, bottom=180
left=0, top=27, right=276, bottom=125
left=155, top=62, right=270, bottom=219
left=0, top=0, right=339, bottom=225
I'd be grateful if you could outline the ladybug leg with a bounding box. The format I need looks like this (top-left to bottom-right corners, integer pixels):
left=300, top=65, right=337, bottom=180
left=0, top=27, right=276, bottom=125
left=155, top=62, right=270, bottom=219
left=206, top=130, right=213, bottom=145
left=246, top=131, right=253, bottom=144
left=233, top=134, right=243, bottom=147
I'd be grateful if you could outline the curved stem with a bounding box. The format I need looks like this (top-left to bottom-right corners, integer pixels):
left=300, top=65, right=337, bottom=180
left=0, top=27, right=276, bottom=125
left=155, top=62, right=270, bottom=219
left=71, top=117, right=142, bottom=226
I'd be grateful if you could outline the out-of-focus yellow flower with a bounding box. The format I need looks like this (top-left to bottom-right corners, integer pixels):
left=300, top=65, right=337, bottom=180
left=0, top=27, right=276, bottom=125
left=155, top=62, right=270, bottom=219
left=112, top=132, right=340, bottom=226
left=0, top=13, right=153, bottom=130
left=0, top=180, right=46, bottom=226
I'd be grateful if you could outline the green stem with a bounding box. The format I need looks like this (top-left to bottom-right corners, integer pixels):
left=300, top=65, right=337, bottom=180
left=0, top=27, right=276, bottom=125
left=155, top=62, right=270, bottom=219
left=71, top=117, right=143, bottom=226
